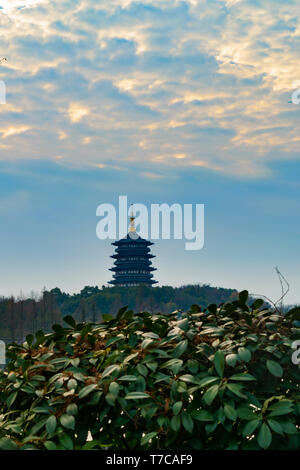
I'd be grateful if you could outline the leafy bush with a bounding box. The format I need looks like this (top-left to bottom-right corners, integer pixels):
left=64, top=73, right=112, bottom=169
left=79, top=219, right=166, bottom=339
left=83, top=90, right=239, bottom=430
left=0, top=291, right=299, bottom=450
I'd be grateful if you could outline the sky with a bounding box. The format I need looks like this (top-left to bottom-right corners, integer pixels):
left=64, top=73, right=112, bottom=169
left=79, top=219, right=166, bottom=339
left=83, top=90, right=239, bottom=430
left=0, top=0, right=299, bottom=304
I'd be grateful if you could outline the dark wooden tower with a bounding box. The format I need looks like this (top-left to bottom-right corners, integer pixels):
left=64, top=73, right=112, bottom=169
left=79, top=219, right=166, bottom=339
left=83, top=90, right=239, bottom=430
left=108, top=210, right=157, bottom=287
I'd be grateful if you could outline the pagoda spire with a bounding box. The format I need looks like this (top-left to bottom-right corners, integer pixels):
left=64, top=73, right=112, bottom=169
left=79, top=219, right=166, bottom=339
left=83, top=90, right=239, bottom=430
left=129, top=205, right=136, bottom=233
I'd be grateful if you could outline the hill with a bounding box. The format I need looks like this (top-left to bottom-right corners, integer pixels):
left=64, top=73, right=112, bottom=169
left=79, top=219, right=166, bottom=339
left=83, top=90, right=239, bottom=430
left=0, top=284, right=238, bottom=343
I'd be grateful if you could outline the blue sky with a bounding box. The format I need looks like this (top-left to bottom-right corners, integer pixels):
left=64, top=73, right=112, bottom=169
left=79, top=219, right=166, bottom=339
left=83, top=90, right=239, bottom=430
left=0, top=0, right=299, bottom=303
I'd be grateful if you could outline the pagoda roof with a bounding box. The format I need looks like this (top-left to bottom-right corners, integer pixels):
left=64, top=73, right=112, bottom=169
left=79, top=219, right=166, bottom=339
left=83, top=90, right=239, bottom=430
left=109, top=266, right=156, bottom=272
left=108, top=279, right=158, bottom=285
left=110, top=253, right=155, bottom=259
left=112, top=234, right=154, bottom=246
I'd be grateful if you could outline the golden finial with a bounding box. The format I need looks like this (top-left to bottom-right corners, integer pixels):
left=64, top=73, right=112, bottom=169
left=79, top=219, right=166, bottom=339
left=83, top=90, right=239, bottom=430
left=129, top=204, right=136, bottom=233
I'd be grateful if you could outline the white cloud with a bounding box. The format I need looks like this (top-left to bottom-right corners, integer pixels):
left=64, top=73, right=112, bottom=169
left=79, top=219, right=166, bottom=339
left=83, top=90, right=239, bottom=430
left=0, top=0, right=299, bottom=177
left=1, top=125, right=31, bottom=139
left=68, top=103, right=89, bottom=123
left=0, top=0, right=46, bottom=12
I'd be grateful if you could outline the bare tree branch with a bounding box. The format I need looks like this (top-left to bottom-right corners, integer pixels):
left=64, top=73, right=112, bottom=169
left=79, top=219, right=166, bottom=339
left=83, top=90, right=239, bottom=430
left=274, top=266, right=290, bottom=311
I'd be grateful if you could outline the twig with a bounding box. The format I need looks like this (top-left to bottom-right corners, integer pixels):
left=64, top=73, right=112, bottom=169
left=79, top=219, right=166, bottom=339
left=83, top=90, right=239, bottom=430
left=274, top=266, right=290, bottom=312
left=250, top=267, right=290, bottom=315
left=249, top=293, right=281, bottom=315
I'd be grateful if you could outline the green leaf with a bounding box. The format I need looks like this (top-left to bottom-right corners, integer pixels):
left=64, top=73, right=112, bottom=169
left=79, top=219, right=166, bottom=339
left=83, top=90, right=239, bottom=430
left=198, top=376, right=219, bottom=388
left=170, top=415, right=181, bottom=432
left=266, top=360, right=283, bottom=378
left=44, top=441, right=57, bottom=450
left=192, top=410, right=214, bottom=422
left=285, top=306, right=300, bottom=321
left=109, top=381, right=120, bottom=396
left=172, top=401, right=183, bottom=415
left=146, top=361, right=158, bottom=372
left=66, top=403, right=78, bottom=416
left=257, top=423, right=272, bottom=449
left=26, top=334, right=34, bottom=346
left=32, top=406, right=50, bottom=414
left=239, top=290, right=248, bottom=304
left=205, top=421, right=218, bottom=435
left=154, top=372, right=171, bottom=384
left=178, top=374, right=199, bottom=384
left=242, top=419, right=261, bottom=437
left=172, top=340, right=188, bottom=358
left=177, top=318, right=189, bottom=331
left=71, top=358, right=80, bottom=368
left=118, top=375, right=138, bottom=381
left=102, top=364, right=120, bottom=378
left=78, top=384, right=98, bottom=399
left=268, top=400, right=293, bottom=417
left=60, top=414, right=75, bottom=430
left=251, top=299, right=264, bottom=310
left=52, top=324, right=65, bottom=335
left=59, top=434, right=74, bottom=450
left=229, top=373, right=256, bottom=381
left=141, top=338, right=155, bottom=349
left=157, top=416, right=166, bottom=427
left=6, top=391, right=18, bottom=408
left=105, top=336, right=122, bottom=346
left=116, top=306, right=128, bottom=320
left=226, top=354, right=238, bottom=367
left=141, top=432, right=158, bottom=446
left=19, top=444, right=38, bottom=450
left=105, top=392, right=116, bottom=406
left=237, top=406, right=259, bottom=420
left=162, top=358, right=183, bottom=375
left=267, top=419, right=284, bottom=435
left=102, top=314, right=113, bottom=322
left=63, top=315, right=76, bottom=328
left=268, top=406, right=293, bottom=417
left=125, top=392, right=150, bottom=400
left=0, top=438, right=18, bottom=450
left=203, top=384, right=219, bottom=405
left=226, top=383, right=246, bottom=398
left=81, top=440, right=102, bottom=450
left=136, top=364, right=148, bottom=377
left=214, top=350, right=225, bottom=378
left=143, top=332, right=160, bottom=339
left=187, top=359, right=199, bottom=374
left=207, top=304, right=217, bottom=314
left=181, top=411, right=194, bottom=433
left=67, top=378, right=77, bottom=390
left=238, top=347, right=251, bottom=362
left=281, top=422, right=298, bottom=434
left=190, top=303, right=202, bottom=313
left=30, top=417, right=48, bottom=435
left=46, top=415, right=57, bottom=434
left=224, top=404, right=237, bottom=421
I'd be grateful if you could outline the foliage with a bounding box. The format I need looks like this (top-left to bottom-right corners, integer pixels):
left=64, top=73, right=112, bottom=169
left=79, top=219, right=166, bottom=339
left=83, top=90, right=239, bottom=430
left=0, top=284, right=239, bottom=345
left=54, top=284, right=239, bottom=317
left=0, top=291, right=299, bottom=450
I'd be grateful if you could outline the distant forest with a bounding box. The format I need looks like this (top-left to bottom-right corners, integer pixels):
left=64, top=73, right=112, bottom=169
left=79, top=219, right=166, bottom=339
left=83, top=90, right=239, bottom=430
left=0, top=284, right=238, bottom=344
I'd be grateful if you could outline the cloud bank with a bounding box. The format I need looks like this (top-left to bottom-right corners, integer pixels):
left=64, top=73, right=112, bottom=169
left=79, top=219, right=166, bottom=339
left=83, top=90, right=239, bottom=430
left=0, top=0, right=299, bottom=178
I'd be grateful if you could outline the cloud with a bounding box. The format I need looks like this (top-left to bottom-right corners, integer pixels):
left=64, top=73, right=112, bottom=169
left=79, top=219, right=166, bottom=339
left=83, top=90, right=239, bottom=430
left=68, top=103, right=89, bottom=123
left=0, top=0, right=45, bottom=11
left=0, top=0, right=299, bottom=177
left=1, top=125, right=31, bottom=139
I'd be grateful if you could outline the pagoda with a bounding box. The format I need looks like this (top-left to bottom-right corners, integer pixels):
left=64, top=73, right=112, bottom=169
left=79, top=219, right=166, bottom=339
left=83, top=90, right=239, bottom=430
left=108, top=210, right=158, bottom=287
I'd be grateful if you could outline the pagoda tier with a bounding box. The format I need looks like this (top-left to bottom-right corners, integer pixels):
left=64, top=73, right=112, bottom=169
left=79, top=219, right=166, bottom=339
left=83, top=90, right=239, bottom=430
left=108, top=233, right=158, bottom=287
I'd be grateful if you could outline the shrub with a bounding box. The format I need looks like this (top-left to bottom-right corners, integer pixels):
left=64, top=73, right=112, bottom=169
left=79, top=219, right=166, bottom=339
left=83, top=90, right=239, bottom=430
left=0, top=291, right=299, bottom=450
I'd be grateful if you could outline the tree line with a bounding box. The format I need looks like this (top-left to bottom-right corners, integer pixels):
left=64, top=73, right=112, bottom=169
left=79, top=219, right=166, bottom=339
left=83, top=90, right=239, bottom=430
left=0, top=284, right=238, bottom=344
